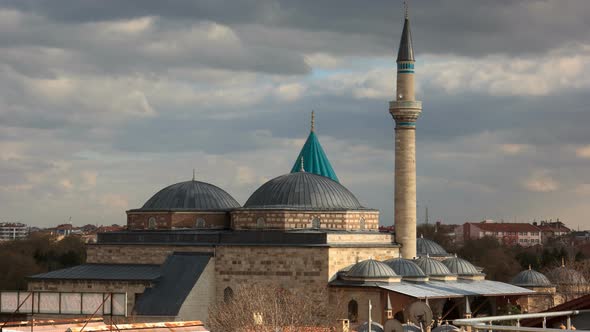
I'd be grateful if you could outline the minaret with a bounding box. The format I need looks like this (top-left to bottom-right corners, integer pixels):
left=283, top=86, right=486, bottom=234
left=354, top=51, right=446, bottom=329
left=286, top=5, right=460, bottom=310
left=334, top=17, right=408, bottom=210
left=390, top=4, right=422, bottom=259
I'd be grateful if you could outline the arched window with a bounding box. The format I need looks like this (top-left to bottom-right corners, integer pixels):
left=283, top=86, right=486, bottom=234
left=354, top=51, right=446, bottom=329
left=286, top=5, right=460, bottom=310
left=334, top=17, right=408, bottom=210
left=348, top=299, right=358, bottom=323
left=148, top=217, right=156, bottom=230
left=311, top=217, right=320, bottom=229
left=256, top=217, right=265, bottom=228
left=195, top=218, right=205, bottom=228
left=359, top=217, right=366, bottom=230
left=224, top=287, right=234, bottom=303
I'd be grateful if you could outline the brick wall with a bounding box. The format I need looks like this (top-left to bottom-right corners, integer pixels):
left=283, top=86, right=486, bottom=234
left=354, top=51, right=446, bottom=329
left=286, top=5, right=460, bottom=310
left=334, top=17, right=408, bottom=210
left=127, top=211, right=230, bottom=230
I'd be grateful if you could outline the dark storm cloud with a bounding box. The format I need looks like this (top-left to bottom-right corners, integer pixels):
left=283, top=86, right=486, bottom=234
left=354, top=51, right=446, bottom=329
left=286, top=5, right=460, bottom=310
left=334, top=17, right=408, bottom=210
left=2, top=0, right=590, bottom=57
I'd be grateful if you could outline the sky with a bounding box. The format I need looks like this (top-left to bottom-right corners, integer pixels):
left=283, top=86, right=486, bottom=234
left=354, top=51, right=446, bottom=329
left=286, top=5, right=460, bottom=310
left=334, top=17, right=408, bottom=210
left=1, top=0, right=590, bottom=229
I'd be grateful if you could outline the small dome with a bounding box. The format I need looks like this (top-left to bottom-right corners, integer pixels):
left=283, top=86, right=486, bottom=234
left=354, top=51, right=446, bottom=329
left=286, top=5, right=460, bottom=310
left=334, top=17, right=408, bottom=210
left=141, top=180, right=240, bottom=211
left=546, top=266, right=587, bottom=285
left=357, top=322, right=384, bottom=332
left=417, top=236, right=449, bottom=257
left=511, top=268, right=552, bottom=287
left=403, top=323, right=421, bottom=332
left=442, top=256, right=480, bottom=276
left=383, top=258, right=426, bottom=277
left=347, top=259, right=398, bottom=279
left=415, top=257, right=453, bottom=276
left=432, top=324, right=460, bottom=332
left=244, top=172, right=365, bottom=210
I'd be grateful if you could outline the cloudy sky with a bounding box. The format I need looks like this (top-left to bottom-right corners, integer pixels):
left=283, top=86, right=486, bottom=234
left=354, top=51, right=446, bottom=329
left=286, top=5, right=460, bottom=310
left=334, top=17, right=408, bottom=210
left=1, top=0, right=590, bottom=229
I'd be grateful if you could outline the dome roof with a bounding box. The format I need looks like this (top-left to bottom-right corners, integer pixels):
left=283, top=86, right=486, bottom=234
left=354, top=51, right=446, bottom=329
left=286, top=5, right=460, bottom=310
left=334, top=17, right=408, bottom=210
left=243, top=172, right=365, bottom=210
left=383, top=258, right=426, bottom=277
left=415, top=257, right=454, bottom=276
left=347, top=259, right=398, bottom=279
left=140, top=180, right=240, bottom=211
left=357, top=322, right=384, bottom=332
left=511, top=268, right=552, bottom=287
left=442, top=256, right=480, bottom=276
left=546, top=266, right=587, bottom=285
left=417, top=236, right=449, bottom=257
left=432, top=324, right=460, bottom=332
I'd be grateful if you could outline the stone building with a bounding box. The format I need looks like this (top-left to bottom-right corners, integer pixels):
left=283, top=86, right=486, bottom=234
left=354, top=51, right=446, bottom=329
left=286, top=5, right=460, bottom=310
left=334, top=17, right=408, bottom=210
left=23, top=7, right=538, bottom=331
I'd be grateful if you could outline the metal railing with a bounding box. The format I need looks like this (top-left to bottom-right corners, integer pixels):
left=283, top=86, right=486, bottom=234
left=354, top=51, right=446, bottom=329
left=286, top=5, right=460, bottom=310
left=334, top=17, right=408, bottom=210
left=453, top=309, right=590, bottom=331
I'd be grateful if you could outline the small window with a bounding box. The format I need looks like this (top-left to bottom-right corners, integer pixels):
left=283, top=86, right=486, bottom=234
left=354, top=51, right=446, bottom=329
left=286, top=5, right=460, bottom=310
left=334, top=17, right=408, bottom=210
left=348, top=300, right=358, bottom=323
left=196, top=218, right=205, bottom=228
left=311, top=217, right=320, bottom=229
left=256, top=217, right=265, bottom=228
left=224, top=287, right=234, bottom=303
left=148, top=217, right=156, bottom=230
left=359, top=218, right=366, bottom=230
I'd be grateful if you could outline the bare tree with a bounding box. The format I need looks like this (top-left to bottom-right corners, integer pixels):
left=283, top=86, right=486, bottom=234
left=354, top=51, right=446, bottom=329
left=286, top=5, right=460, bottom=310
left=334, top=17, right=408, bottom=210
left=208, top=283, right=341, bottom=332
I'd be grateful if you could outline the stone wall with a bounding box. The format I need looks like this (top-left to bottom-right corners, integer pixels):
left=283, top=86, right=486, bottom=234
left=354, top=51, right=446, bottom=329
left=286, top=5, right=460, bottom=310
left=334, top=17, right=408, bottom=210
left=87, top=244, right=214, bottom=264
left=27, top=279, right=150, bottom=316
left=214, top=246, right=329, bottom=302
left=326, top=233, right=395, bottom=245
left=177, top=258, right=216, bottom=321
left=127, top=211, right=230, bottom=230
left=231, top=210, right=379, bottom=231
left=328, top=247, right=399, bottom=281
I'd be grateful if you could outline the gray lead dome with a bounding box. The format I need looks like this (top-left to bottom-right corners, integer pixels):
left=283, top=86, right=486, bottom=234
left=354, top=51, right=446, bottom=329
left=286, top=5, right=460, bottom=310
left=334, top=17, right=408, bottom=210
left=141, top=180, right=240, bottom=211
left=347, top=259, right=398, bottom=279
left=415, top=257, right=453, bottom=276
left=244, top=172, right=365, bottom=210
left=383, top=258, right=426, bottom=277
left=511, top=269, right=552, bottom=287
left=442, top=257, right=480, bottom=276
left=416, top=237, right=449, bottom=257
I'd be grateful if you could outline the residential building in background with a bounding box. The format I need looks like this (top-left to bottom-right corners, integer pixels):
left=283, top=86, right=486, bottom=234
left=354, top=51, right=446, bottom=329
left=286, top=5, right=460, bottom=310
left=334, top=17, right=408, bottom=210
left=0, top=222, right=29, bottom=241
left=462, top=220, right=542, bottom=246
left=536, top=219, right=571, bottom=244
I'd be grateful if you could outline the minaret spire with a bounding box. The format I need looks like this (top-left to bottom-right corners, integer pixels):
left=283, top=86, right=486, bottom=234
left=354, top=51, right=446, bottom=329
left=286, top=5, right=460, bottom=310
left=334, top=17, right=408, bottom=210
left=390, top=3, right=422, bottom=259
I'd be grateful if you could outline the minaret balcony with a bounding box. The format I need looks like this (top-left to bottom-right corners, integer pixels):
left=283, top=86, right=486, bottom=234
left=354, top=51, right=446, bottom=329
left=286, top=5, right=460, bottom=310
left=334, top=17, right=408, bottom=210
left=389, top=100, right=422, bottom=110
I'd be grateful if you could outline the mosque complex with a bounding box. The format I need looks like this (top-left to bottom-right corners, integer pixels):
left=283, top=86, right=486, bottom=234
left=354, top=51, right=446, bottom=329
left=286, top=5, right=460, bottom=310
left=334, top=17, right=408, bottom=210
left=23, top=7, right=586, bottom=331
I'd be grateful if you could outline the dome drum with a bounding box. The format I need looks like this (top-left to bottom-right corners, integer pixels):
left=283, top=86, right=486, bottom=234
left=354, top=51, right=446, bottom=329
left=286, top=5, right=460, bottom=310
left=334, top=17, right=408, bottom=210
left=230, top=209, right=379, bottom=231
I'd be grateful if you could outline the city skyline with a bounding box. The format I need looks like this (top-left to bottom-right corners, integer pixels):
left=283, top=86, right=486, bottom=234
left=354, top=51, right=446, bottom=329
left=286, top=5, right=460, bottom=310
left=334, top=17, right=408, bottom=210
left=1, top=0, right=590, bottom=228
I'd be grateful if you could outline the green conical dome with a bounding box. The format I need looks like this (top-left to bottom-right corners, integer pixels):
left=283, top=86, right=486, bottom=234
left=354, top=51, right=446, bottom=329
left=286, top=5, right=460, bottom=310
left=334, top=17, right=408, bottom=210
left=290, top=113, right=339, bottom=182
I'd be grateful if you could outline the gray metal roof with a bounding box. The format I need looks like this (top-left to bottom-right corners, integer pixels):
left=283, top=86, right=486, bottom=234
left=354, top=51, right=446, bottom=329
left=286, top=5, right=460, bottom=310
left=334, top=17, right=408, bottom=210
left=383, top=258, right=426, bottom=277
left=415, top=257, right=454, bottom=276
left=511, top=269, right=552, bottom=287
left=347, top=259, right=398, bottom=278
left=416, top=236, right=449, bottom=257
left=378, top=280, right=534, bottom=299
left=134, top=252, right=212, bottom=316
left=28, top=264, right=161, bottom=281
left=432, top=324, right=460, bottom=332
left=397, top=18, right=415, bottom=62
left=139, top=180, right=240, bottom=211
left=442, top=257, right=482, bottom=276
left=403, top=323, right=421, bottom=332
left=243, top=172, right=366, bottom=210
left=546, top=266, right=587, bottom=285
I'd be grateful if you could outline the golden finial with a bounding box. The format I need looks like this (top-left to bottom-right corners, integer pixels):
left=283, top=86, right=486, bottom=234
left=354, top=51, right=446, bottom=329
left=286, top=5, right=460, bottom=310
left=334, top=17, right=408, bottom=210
left=311, top=110, right=315, bottom=132
left=300, top=156, right=305, bottom=172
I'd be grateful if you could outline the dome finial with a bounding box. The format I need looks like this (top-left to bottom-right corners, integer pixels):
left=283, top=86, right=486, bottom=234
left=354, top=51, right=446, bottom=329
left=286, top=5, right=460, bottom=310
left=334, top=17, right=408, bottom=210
left=311, top=110, right=315, bottom=132
left=562, top=257, right=565, bottom=267
left=300, top=156, right=305, bottom=172
left=192, top=168, right=196, bottom=181
left=528, top=264, right=532, bottom=270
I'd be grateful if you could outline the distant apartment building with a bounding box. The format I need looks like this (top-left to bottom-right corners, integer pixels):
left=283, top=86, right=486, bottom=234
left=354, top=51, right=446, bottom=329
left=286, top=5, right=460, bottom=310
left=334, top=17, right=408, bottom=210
left=462, top=220, right=542, bottom=247
left=536, top=219, right=571, bottom=244
left=0, top=222, right=29, bottom=241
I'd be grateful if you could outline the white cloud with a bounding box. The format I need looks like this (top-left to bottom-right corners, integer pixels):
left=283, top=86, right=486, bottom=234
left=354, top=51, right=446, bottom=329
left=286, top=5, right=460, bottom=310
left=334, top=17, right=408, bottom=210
left=523, top=170, right=559, bottom=193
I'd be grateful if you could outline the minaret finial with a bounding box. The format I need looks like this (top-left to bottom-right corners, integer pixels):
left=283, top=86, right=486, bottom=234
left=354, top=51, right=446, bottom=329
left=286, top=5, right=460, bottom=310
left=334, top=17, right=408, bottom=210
left=311, top=110, right=315, bottom=132
left=404, top=1, right=409, bottom=19
left=192, top=168, right=196, bottom=181
left=300, top=156, right=305, bottom=172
